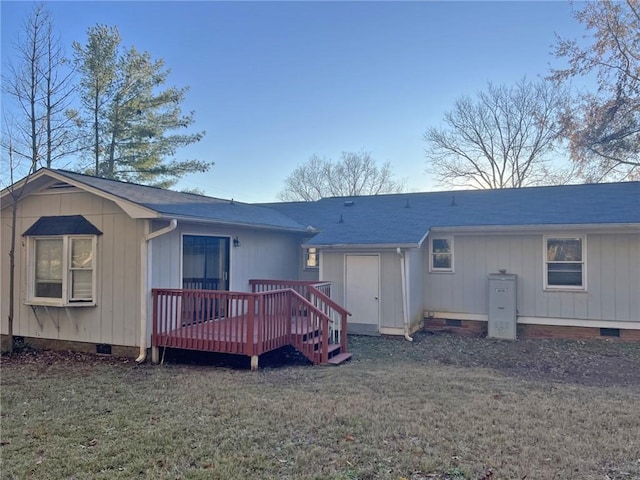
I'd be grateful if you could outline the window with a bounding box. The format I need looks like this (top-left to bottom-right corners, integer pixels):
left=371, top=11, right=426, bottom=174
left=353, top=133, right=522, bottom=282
left=304, top=247, right=319, bottom=270
left=28, top=235, right=97, bottom=305
left=430, top=236, right=453, bottom=272
left=544, top=236, right=585, bottom=290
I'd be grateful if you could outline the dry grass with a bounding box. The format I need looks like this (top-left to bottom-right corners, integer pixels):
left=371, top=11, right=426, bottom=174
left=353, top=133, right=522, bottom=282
left=1, top=332, right=639, bottom=480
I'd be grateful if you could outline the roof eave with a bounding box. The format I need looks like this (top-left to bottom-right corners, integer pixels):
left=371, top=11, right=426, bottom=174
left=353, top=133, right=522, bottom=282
left=157, top=213, right=308, bottom=233
left=428, top=223, right=640, bottom=234
left=2, top=168, right=161, bottom=219
left=302, top=242, right=421, bottom=249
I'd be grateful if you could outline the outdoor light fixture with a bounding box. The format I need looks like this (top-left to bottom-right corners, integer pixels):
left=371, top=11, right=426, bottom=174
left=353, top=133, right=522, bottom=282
left=233, top=236, right=241, bottom=247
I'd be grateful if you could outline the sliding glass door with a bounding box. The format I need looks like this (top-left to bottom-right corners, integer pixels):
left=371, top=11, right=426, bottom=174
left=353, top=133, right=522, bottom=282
left=182, top=235, right=230, bottom=291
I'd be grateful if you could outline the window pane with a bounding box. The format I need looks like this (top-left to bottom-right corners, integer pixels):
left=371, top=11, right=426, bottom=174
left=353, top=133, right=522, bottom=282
left=35, top=239, right=63, bottom=298
left=547, top=238, right=582, bottom=262
left=548, top=263, right=583, bottom=286
left=71, top=270, right=93, bottom=299
left=71, top=238, right=93, bottom=268
left=306, top=248, right=318, bottom=268
left=432, top=239, right=451, bottom=253
left=433, top=253, right=451, bottom=269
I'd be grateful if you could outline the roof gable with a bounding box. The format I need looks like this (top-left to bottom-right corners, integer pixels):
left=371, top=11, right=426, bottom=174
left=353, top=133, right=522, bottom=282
left=5, top=169, right=308, bottom=233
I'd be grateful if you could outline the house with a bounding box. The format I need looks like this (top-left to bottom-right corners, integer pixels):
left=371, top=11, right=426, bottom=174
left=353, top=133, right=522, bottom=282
left=0, top=168, right=350, bottom=368
left=1, top=169, right=639, bottom=367
left=266, top=182, right=640, bottom=341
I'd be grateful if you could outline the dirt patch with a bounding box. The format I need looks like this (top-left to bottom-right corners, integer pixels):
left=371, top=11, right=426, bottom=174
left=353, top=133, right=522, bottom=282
left=350, top=331, right=640, bottom=388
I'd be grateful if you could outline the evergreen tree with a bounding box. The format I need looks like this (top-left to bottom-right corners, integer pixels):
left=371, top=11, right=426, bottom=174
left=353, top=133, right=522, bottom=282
left=73, top=25, right=209, bottom=187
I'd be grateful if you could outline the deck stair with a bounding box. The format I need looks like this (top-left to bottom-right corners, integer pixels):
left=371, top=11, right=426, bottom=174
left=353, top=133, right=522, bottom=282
left=292, top=326, right=352, bottom=365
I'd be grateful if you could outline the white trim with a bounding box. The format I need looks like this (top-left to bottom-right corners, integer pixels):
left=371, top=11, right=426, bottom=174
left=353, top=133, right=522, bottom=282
left=429, top=235, right=454, bottom=273
left=429, top=224, right=640, bottom=235
left=543, top=234, right=587, bottom=291
left=427, top=311, right=640, bottom=330
left=163, top=213, right=308, bottom=233
left=517, top=316, right=640, bottom=330
left=304, top=242, right=420, bottom=249
left=429, top=311, right=487, bottom=322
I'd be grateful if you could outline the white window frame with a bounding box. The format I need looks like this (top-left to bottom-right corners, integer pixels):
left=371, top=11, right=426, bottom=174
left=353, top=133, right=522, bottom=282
left=26, top=235, right=98, bottom=306
left=303, top=247, right=319, bottom=270
left=543, top=235, right=587, bottom=291
left=429, top=236, right=454, bottom=273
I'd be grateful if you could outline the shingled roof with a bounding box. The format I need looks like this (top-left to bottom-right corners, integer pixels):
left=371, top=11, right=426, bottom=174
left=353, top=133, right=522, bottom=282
left=265, top=182, right=640, bottom=247
left=40, top=170, right=309, bottom=232
left=5, top=169, right=638, bottom=246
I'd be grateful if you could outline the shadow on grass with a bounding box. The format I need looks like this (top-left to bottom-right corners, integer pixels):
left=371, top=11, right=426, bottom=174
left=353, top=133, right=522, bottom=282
left=159, top=344, right=313, bottom=370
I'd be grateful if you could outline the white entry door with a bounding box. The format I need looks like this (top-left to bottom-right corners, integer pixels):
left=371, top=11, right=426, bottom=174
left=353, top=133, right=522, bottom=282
left=345, top=255, right=380, bottom=334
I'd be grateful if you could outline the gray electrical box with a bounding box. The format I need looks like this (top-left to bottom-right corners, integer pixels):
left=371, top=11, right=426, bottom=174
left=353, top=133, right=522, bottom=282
left=488, top=273, right=517, bottom=340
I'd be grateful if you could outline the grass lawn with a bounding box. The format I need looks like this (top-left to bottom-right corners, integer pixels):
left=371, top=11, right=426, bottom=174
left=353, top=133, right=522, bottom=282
left=1, top=332, right=639, bottom=479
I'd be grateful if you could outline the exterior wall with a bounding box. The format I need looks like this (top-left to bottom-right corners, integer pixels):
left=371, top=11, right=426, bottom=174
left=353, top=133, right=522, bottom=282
left=320, top=248, right=419, bottom=333
left=150, top=221, right=302, bottom=292
left=406, top=247, right=425, bottom=330
left=424, top=232, right=640, bottom=329
left=1, top=188, right=145, bottom=349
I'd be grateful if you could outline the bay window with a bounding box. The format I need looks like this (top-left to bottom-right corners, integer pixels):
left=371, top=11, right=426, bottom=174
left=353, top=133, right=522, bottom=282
left=28, top=235, right=97, bottom=305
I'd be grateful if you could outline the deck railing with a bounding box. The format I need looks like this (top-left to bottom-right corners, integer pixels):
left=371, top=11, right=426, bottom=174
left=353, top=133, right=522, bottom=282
left=249, top=279, right=349, bottom=352
left=153, top=289, right=302, bottom=357
left=152, top=282, right=347, bottom=364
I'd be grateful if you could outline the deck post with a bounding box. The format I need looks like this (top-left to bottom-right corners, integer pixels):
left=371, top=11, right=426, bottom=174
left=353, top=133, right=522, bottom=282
left=246, top=296, right=255, bottom=357
left=250, top=355, right=259, bottom=371
left=341, top=311, right=348, bottom=353
left=151, top=346, right=160, bottom=364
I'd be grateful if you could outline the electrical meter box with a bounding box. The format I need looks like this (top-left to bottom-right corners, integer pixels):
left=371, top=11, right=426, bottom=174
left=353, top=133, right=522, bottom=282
left=488, top=273, right=517, bottom=340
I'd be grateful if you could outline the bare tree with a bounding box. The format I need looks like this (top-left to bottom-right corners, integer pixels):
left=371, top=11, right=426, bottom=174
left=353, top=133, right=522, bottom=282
left=2, top=3, right=75, bottom=171
left=41, top=8, right=76, bottom=167
left=424, top=79, right=570, bottom=189
left=551, top=0, right=639, bottom=182
left=1, top=117, right=37, bottom=354
left=1, top=3, right=73, bottom=353
left=279, top=151, right=406, bottom=201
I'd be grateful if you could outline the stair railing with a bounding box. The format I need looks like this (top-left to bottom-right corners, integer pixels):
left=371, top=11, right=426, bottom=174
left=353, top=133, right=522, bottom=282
left=308, top=285, right=350, bottom=354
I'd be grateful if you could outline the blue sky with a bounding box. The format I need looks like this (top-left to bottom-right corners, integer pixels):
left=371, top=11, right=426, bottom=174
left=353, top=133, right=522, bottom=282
left=1, top=1, right=587, bottom=202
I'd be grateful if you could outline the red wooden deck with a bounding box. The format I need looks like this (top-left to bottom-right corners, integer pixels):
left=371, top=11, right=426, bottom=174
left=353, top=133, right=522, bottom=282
left=152, top=280, right=350, bottom=368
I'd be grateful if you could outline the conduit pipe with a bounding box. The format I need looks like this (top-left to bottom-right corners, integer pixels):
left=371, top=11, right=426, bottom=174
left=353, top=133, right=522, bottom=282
left=136, top=219, right=178, bottom=363
left=396, top=247, right=414, bottom=342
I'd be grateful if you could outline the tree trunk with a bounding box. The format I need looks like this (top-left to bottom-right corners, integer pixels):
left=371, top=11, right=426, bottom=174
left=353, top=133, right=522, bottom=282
left=6, top=191, right=20, bottom=354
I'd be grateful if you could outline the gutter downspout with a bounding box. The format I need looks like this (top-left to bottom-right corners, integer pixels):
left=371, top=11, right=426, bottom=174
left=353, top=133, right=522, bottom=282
left=136, top=219, right=178, bottom=363
left=396, top=247, right=414, bottom=342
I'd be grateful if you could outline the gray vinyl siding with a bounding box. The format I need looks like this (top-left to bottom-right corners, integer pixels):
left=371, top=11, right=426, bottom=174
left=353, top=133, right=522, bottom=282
left=320, top=251, right=345, bottom=305
left=407, top=247, right=425, bottom=328
left=425, top=232, right=640, bottom=323
left=1, top=189, right=144, bottom=347
left=321, top=249, right=418, bottom=331
left=380, top=251, right=403, bottom=329
left=150, top=221, right=301, bottom=292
